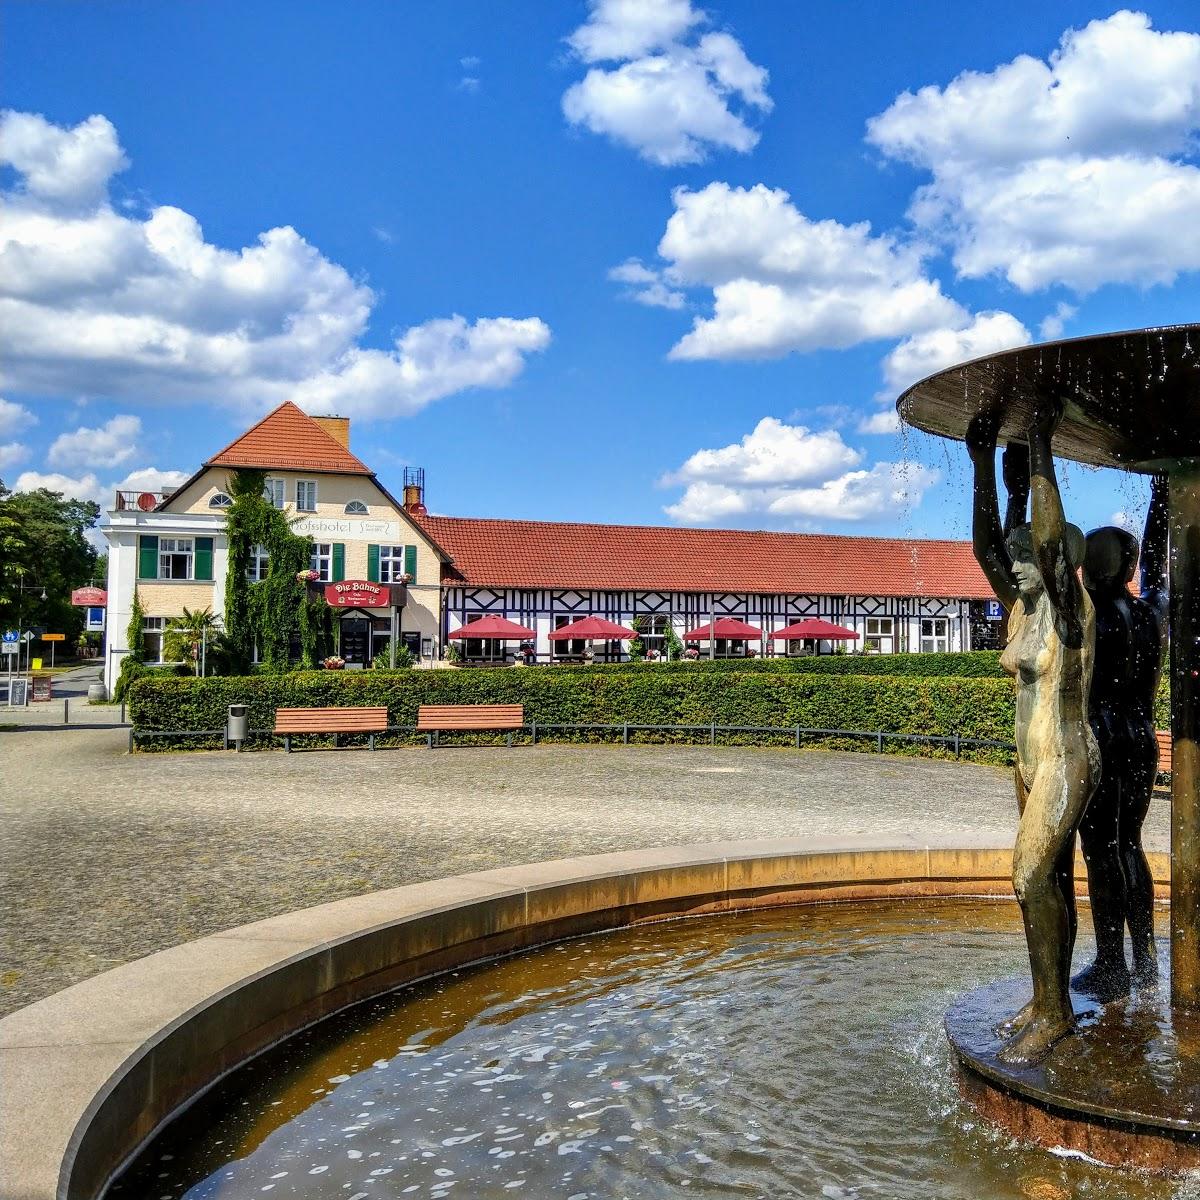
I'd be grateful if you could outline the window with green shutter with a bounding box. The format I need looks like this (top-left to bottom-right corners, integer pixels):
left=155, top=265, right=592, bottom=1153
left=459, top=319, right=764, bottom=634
left=404, top=544, right=417, bottom=582
left=138, top=535, right=159, bottom=579
left=367, top=544, right=380, bottom=583
left=332, top=543, right=345, bottom=582
left=195, top=536, right=214, bottom=581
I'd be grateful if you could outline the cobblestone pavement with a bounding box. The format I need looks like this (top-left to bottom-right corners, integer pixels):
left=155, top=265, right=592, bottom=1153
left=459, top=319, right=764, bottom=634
left=0, top=729, right=1170, bottom=1016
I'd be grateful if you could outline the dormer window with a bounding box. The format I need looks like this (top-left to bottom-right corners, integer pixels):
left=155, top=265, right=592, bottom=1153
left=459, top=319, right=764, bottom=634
left=345, top=499, right=368, bottom=515
left=209, top=492, right=232, bottom=509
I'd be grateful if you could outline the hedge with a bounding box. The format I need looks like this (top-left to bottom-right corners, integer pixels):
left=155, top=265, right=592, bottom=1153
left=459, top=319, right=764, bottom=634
left=129, top=669, right=1017, bottom=763
left=581, top=650, right=1005, bottom=677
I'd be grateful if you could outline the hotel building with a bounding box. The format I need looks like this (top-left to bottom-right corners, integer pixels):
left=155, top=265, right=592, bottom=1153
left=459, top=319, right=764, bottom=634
left=102, top=402, right=995, bottom=691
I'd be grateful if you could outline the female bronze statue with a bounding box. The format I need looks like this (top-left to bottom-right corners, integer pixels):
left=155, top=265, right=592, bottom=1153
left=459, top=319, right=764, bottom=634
left=1073, top=479, right=1168, bottom=998
left=967, top=400, right=1100, bottom=1065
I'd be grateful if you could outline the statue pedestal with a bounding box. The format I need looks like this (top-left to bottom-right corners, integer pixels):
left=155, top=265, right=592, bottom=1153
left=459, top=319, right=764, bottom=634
left=946, top=973, right=1200, bottom=1173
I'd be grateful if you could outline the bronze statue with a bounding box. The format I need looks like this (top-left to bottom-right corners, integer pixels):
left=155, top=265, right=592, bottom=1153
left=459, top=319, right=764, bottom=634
left=967, top=399, right=1100, bottom=1064
left=1072, top=479, right=1168, bottom=999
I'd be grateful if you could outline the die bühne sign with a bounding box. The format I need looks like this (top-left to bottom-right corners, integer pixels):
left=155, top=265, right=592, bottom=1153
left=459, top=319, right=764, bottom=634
left=324, top=580, right=392, bottom=608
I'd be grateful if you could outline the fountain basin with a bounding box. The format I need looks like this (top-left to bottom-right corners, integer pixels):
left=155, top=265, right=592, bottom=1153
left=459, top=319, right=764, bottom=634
left=0, top=839, right=1175, bottom=1199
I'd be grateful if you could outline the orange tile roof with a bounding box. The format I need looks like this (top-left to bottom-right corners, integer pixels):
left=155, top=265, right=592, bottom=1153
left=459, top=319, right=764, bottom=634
left=206, top=401, right=372, bottom=474
left=416, top=515, right=995, bottom=599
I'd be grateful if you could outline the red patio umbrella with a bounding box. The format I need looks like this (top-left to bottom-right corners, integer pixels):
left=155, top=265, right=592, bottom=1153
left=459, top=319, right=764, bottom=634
left=447, top=615, right=536, bottom=639
left=547, top=615, right=638, bottom=640
left=770, top=618, right=860, bottom=641
left=682, top=617, right=764, bottom=641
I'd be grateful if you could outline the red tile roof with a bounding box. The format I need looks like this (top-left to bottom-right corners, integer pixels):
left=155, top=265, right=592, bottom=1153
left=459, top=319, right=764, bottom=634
left=416, top=515, right=995, bottom=599
left=206, top=402, right=372, bottom=475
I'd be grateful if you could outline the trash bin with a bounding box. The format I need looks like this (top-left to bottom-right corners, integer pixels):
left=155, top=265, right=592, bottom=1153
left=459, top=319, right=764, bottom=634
left=227, top=703, right=249, bottom=750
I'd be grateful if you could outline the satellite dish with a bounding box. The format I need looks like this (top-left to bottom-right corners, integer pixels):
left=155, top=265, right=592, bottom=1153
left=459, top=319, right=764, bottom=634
left=137, top=492, right=158, bottom=511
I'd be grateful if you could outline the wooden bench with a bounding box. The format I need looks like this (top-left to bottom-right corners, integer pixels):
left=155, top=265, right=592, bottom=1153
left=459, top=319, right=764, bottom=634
left=416, top=704, right=524, bottom=748
left=274, top=707, right=389, bottom=752
left=1157, top=729, right=1173, bottom=779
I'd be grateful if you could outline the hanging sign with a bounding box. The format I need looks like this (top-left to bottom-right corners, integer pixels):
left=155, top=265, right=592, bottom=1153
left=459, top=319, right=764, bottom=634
left=324, top=580, right=391, bottom=609
left=71, top=587, right=107, bottom=606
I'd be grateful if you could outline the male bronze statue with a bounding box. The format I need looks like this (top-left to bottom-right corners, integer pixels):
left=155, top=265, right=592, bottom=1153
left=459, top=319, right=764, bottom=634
left=967, top=400, right=1100, bottom=1064
left=1072, top=479, right=1168, bottom=999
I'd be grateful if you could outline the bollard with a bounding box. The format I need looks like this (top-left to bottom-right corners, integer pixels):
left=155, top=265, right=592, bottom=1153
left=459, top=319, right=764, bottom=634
left=953, top=731, right=961, bottom=758
left=622, top=723, right=629, bottom=744
left=795, top=725, right=802, bottom=748
left=531, top=720, right=538, bottom=745
left=710, top=722, right=716, bottom=745
left=120, top=700, right=126, bottom=724
left=64, top=697, right=69, bottom=725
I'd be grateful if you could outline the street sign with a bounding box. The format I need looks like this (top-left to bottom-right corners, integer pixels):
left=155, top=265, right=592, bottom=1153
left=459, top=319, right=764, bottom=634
left=1, top=643, right=17, bottom=655
left=985, top=600, right=1004, bottom=621
left=2, top=631, right=18, bottom=644
left=42, top=633, right=66, bottom=642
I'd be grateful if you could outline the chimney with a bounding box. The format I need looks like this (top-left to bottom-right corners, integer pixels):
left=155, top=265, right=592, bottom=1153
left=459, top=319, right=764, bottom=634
left=313, top=415, right=350, bottom=449
left=403, top=466, right=427, bottom=515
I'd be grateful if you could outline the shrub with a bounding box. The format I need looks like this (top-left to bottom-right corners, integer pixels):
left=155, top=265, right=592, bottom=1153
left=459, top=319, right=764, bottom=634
left=575, top=650, right=1005, bottom=677
left=129, top=667, right=1016, bottom=763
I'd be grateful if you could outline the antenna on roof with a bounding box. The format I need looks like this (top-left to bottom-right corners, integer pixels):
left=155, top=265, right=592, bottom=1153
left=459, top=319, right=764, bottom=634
left=403, top=466, right=427, bottom=515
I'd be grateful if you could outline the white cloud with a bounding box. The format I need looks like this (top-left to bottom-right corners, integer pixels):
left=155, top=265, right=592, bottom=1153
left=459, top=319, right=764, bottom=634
left=113, top=466, right=189, bottom=494
left=662, top=417, right=860, bottom=487
left=880, top=311, right=1031, bottom=395
left=858, top=311, right=1030, bottom=435
left=607, top=257, right=685, bottom=308
left=660, top=416, right=937, bottom=525
left=866, top=11, right=1200, bottom=292
left=0, top=398, right=37, bottom=431
left=562, top=1, right=770, bottom=166
left=1039, top=301, right=1078, bottom=340
left=653, top=182, right=963, bottom=360
left=0, top=442, right=28, bottom=470
left=13, top=469, right=101, bottom=504
left=0, top=111, right=551, bottom=418
left=49, top=412, right=141, bottom=469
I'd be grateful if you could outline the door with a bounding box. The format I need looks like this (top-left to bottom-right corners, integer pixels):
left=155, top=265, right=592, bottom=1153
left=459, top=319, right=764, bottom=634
left=339, top=617, right=371, bottom=666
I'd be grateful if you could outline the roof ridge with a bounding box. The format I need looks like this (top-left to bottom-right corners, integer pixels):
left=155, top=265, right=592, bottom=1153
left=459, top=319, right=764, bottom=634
left=417, top=513, right=971, bottom=547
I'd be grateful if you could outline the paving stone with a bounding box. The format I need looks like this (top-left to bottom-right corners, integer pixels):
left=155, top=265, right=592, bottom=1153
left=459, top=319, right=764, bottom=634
left=0, top=729, right=1169, bottom=1016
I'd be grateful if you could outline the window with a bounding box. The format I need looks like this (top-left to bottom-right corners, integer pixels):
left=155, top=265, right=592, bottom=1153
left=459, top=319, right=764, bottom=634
left=143, top=617, right=166, bottom=663
left=635, top=613, right=668, bottom=655
left=554, top=615, right=586, bottom=658
left=864, top=617, right=894, bottom=655
left=310, top=542, right=333, bottom=582
left=296, top=480, right=317, bottom=512
left=209, top=492, right=232, bottom=509
left=920, top=617, right=949, bottom=653
left=264, top=478, right=285, bottom=509
left=379, top=545, right=407, bottom=583
left=345, top=499, right=369, bottom=515
left=247, top=544, right=269, bottom=582
left=158, top=537, right=194, bottom=580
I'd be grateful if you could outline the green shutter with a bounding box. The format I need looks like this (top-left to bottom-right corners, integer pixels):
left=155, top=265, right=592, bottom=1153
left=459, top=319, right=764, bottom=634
left=404, top=544, right=417, bottom=582
left=367, top=544, right=380, bottom=583
left=332, top=543, right=345, bottom=583
left=194, top=536, right=214, bottom=581
left=138, top=535, right=159, bottom=579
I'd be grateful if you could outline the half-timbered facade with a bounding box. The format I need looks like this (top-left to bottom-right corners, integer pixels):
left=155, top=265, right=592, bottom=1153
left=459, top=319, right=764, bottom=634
left=418, top=516, right=996, bottom=661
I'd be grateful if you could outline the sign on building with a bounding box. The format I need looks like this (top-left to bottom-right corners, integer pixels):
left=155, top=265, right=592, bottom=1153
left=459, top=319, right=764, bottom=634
left=985, top=600, right=1004, bottom=621
left=324, top=580, right=392, bottom=609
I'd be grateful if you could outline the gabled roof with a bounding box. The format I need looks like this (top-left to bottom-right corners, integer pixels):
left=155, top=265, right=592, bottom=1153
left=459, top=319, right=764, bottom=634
left=205, top=401, right=372, bottom=475
left=415, top=515, right=994, bottom=599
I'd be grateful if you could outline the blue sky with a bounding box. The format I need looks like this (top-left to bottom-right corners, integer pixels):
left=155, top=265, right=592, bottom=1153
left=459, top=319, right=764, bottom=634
left=3, top=1, right=1199, bottom=542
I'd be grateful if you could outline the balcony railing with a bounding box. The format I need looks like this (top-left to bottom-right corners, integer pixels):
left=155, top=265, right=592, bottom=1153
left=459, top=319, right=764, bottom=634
left=113, top=490, right=170, bottom=512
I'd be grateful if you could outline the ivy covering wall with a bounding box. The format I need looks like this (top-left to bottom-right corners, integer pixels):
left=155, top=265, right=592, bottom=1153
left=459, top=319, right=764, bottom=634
left=222, top=469, right=332, bottom=672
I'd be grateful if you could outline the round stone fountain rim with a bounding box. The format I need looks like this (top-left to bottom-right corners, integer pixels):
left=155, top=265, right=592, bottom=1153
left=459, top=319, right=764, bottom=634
left=896, top=321, right=1200, bottom=472
left=0, top=836, right=1053, bottom=1200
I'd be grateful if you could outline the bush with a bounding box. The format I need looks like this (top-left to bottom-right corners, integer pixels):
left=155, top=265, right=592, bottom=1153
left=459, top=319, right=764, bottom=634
left=129, top=667, right=1016, bottom=762
left=573, top=650, right=1005, bottom=677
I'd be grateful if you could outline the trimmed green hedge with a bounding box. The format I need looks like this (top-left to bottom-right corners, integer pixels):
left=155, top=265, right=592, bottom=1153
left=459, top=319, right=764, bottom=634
left=130, top=668, right=1017, bottom=763
left=582, top=650, right=1005, bottom=677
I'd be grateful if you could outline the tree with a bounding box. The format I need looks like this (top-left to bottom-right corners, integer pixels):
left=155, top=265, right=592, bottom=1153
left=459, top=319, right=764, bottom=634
left=0, top=481, right=100, bottom=641
left=164, top=607, right=222, bottom=675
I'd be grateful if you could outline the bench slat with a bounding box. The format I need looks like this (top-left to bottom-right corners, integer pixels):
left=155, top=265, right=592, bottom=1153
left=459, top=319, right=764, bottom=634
left=275, top=707, right=388, bottom=734
left=416, top=704, right=524, bottom=732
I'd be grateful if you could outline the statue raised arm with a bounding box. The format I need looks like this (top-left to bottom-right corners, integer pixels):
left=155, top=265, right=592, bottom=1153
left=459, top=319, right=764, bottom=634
left=970, top=398, right=1100, bottom=1064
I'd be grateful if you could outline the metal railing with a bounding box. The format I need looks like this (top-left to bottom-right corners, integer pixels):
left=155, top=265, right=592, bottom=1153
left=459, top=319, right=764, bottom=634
left=128, top=720, right=1016, bottom=758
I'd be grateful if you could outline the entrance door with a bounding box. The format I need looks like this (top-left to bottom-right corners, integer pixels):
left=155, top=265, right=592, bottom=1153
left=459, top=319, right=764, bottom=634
left=340, top=617, right=371, bottom=666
